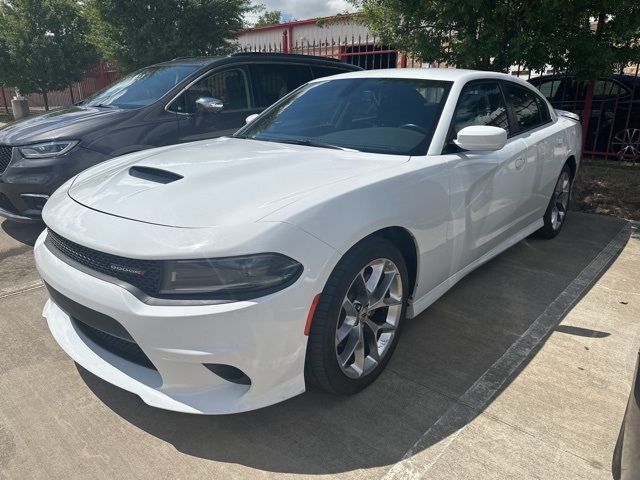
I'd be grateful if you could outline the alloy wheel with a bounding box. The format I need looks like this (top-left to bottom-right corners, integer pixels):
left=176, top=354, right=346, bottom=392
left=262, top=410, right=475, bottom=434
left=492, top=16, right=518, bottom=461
left=611, top=128, right=640, bottom=162
left=551, top=171, right=571, bottom=231
left=335, top=258, right=403, bottom=379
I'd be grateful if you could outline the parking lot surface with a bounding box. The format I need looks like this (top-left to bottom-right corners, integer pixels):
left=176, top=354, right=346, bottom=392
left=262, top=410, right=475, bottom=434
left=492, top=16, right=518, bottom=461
left=0, top=212, right=638, bottom=479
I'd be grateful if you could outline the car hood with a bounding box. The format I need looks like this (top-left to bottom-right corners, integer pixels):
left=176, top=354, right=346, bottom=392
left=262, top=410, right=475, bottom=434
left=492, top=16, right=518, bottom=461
left=68, top=137, right=407, bottom=228
left=0, top=106, right=131, bottom=144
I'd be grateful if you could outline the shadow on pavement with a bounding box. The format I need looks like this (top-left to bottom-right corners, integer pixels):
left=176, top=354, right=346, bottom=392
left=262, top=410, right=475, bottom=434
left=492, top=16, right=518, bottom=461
left=1, top=219, right=44, bottom=246
left=78, top=213, right=630, bottom=475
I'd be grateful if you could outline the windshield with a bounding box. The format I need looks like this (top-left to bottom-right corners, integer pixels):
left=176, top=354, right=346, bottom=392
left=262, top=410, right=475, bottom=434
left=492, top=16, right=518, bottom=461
left=236, top=78, right=452, bottom=155
left=82, top=65, right=199, bottom=109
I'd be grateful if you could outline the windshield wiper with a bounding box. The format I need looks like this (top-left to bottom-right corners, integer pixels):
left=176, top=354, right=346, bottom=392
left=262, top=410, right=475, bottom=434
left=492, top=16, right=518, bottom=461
left=270, top=138, right=358, bottom=151
left=92, top=103, right=118, bottom=109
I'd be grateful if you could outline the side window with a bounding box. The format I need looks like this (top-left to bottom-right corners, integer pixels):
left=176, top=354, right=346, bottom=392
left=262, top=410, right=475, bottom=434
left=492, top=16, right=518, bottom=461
left=557, top=78, right=586, bottom=103
left=593, top=79, right=631, bottom=100
left=311, top=66, right=349, bottom=79
left=537, top=79, right=562, bottom=99
left=167, top=68, right=249, bottom=114
left=249, top=64, right=312, bottom=109
left=504, top=83, right=543, bottom=131
left=452, top=82, right=511, bottom=136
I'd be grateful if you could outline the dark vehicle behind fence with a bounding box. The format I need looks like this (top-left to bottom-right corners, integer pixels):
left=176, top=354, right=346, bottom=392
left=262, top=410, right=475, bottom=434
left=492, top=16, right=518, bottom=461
left=0, top=53, right=360, bottom=223
left=529, top=73, right=640, bottom=161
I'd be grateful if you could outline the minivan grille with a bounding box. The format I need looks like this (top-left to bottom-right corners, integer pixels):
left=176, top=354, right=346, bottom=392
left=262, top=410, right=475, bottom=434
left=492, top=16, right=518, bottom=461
left=0, top=146, right=12, bottom=174
left=46, top=229, right=164, bottom=296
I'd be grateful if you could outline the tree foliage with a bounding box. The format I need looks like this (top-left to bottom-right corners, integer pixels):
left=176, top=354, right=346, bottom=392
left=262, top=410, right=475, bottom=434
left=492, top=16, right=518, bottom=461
left=0, top=0, right=96, bottom=108
left=86, top=0, right=254, bottom=72
left=255, top=9, right=282, bottom=27
left=351, top=0, right=640, bottom=79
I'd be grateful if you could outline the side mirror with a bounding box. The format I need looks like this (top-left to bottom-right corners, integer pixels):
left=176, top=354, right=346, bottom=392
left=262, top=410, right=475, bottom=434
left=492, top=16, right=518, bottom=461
left=195, top=97, right=224, bottom=114
left=453, top=126, right=507, bottom=151
left=245, top=113, right=259, bottom=124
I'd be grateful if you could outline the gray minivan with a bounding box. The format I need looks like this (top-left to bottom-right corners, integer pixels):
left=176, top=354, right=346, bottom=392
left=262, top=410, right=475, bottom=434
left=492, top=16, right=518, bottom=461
left=0, top=53, right=360, bottom=222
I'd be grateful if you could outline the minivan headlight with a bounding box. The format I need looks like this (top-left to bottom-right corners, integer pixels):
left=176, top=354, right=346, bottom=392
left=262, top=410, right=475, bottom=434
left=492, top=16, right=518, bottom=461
left=160, top=254, right=303, bottom=296
left=19, top=140, right=79, bottom=158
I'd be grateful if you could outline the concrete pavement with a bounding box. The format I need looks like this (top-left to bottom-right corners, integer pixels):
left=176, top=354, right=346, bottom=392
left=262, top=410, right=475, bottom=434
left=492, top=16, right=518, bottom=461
left=0, top=212, right=638, bottom=479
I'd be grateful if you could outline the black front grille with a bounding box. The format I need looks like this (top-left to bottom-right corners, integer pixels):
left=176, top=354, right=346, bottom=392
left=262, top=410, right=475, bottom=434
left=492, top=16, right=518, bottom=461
left=0, top=146, right=12, bottom=174
left=46, top=229, right=164, bottom=296
left=73, top=319, right=156, bottom=369
left=0, top=193, right=15, bottom=212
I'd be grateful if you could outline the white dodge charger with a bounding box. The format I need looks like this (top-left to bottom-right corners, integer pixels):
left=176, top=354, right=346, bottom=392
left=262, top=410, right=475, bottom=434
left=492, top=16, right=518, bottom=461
left=35, top=69, right=581, bottom=414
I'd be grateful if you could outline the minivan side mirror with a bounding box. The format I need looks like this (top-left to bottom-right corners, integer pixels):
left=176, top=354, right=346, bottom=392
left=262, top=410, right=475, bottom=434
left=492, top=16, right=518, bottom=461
left=453, top=126, right=507, bottom=151
left=195, top=97, right=224, bottom=114
left=245, top=113, right=259, bottom=124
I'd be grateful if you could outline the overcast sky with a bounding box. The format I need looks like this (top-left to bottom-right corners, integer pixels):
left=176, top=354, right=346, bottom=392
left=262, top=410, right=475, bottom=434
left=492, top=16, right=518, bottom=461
left=246, top=1, right=356, bottom=24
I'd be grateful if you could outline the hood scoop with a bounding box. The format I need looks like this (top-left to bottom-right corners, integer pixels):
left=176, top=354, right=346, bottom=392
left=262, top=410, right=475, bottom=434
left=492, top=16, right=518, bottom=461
left=128, top=166, right=183, bottom=184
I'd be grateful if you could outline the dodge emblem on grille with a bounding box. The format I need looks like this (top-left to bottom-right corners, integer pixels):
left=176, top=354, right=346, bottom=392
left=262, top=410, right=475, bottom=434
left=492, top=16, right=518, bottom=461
left=110, top=263, right=146, bottom=276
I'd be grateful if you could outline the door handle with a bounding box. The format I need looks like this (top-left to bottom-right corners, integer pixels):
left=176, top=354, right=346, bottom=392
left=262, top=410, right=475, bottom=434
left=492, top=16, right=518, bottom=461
left=515, top=157, right=526, bottom=170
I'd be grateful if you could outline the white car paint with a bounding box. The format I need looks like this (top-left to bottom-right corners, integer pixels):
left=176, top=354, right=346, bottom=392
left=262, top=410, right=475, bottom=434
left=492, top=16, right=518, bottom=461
left=35, top=68, right=581, bottom=414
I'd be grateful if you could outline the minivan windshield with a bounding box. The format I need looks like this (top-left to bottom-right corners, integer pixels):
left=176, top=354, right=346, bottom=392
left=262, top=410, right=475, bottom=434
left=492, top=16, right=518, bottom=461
left=82, top=65, right=198, bottom=109
left=236, top=78, right=452, bottom=155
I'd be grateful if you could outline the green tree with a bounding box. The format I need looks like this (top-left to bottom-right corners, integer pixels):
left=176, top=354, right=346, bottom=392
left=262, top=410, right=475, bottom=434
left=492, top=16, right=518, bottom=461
left=255, top=9, right=282, bottom=26
left=0, top=0, right=97, bottom=110
left=351, top=0, right=640, bottom=78
left=86, top=0, right=254, bottom=72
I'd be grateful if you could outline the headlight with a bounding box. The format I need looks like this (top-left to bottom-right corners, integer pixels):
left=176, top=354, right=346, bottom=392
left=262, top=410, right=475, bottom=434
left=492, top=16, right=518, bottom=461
left=160, top=253, right=303, bottom=297
left=19, top=140, right=79, bottom=158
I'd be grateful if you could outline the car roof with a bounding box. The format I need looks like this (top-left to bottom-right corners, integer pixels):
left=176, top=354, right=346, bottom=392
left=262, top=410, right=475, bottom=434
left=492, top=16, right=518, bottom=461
left=308, top=68, right=532, bottom=86
left=154, top=53, right=360, bottom=69
left=530, top=73, right=640, bottom=85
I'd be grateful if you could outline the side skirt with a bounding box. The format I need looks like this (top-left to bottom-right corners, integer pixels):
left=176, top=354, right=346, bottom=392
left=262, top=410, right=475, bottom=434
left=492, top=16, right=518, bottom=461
left=406, top=218, right=544, bottom=319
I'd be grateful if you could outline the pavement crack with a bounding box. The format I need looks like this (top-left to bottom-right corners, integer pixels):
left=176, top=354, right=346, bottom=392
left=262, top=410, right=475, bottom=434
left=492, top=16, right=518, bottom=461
left=0, top=245, right=32, bottom=261
left=0, top=282, right=44, bottom=300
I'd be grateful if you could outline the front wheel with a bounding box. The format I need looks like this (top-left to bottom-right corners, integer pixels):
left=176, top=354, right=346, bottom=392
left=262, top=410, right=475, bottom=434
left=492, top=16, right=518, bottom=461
left=305, top=237, right=408, bottom=395
left=536, top=163, right=572, bottom=239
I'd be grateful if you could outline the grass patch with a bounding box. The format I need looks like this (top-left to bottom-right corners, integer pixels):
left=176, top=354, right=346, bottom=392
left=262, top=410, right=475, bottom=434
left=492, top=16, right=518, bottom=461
left=0, top=114, right=13, bottom=124
left=572, top=158, right=640, bottom=221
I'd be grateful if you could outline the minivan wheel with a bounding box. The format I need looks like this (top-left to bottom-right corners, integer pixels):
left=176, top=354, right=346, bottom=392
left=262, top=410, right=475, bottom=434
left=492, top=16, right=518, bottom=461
left=536, top=163, right=572, bottom=239
left=305, top=237, right=408, bottom=394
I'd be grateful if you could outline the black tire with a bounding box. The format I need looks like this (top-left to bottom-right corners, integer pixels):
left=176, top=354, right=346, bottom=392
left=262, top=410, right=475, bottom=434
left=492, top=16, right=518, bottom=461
left=305, top=237, right=408, bottom=395
left=612, top=422, right=624, bottom=480
left=535, top=163, right=573, bottom=239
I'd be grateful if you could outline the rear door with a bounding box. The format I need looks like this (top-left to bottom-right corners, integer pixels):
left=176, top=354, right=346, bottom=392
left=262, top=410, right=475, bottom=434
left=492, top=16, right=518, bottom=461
left=447, top=80, right=530, bottom=271
left=502, top=81, right=565, bottom=219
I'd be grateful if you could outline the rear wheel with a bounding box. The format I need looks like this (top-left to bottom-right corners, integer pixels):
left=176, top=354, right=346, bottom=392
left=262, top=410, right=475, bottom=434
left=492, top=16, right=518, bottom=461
left=536, top=163, right=572, bottom=239
left=305, top=237, right=408, bottom=394
left=611, top=128, right=640, bottom=162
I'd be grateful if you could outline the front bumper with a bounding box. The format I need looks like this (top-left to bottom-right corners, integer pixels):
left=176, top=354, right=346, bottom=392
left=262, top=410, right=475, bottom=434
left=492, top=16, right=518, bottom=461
left=0, top=146, right=110, bottom=222
left=35, top=223, right=338, bottom=414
